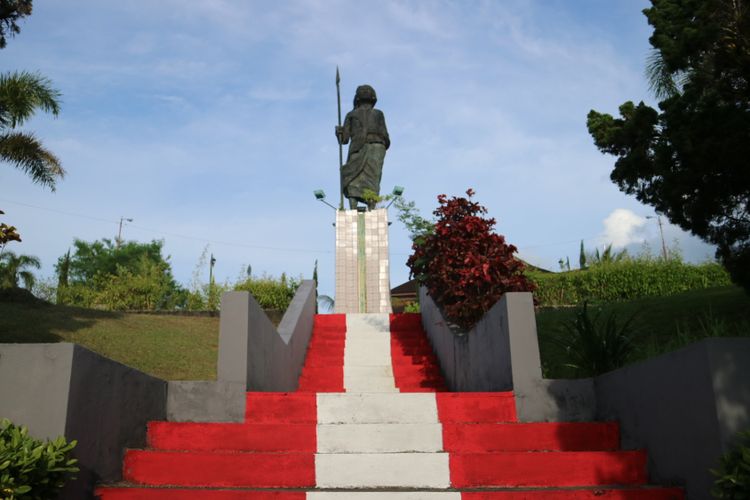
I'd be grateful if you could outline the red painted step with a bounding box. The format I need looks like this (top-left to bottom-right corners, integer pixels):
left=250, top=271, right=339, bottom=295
left=437, top=392, right=518, bottom=423
left=463, top=489, right=684, bottom=499
left=97, top=489, right=305, bottom=499
left=442, top=422, right=620, bottom=452
left=123, top=450, right=315, bottom=488
left=451, top=451, right=648, bottom=487
left=147, top=422, right=316, bottom=452
left=244, top=393, right=316, bottom=423
left=390, top=312, right=423, bottom=330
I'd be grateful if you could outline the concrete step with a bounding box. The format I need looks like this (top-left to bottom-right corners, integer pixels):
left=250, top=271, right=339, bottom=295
left=96, top=488, right=684, bottom=499
left=442, top=422, right=620, bottom=452
left=245, top=393, right=317, bottom=423
left=147, top=422, right=316, bottom=452
left=123, top=450, right=315, bottom=487
left=316, top=452, right=451, bottom=488
left=451, top=450, right=648, bottom=487
left=436, top=393, right=517, bottom=423
left=316, top=393, right=440, bottom=424
left=318, top=423, right=443, bottom=453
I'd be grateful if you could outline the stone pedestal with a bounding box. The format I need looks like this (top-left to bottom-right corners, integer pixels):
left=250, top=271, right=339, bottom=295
left=335, top=208, right=392, bottom=314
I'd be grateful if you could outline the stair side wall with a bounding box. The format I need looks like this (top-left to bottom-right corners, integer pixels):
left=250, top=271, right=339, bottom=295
left=218, top=280, right=316, bottom=392
left=0, top=343, right=167, bottom=500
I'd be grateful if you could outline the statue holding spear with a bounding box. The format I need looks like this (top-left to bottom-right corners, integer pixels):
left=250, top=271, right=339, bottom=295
left=335, top=70, right=390, bottom=211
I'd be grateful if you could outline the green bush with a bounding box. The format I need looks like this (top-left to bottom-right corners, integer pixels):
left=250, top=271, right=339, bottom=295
left=0, top=419, right=78, bottom=500
left=711, top=430, right=750, bottom=499
left=233, top=274, right=300, bottom=311
left=530, top=260, right=731, bottom=306
left=547, top=302, right=637, bottom=377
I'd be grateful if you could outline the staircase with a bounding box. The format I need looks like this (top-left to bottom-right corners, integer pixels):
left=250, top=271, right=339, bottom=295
left=96, top=313, right=684, bottom=499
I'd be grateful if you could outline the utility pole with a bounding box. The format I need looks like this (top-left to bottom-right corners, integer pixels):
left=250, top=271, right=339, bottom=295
left=117, top=217, right=133, bottom=248
left=647, top=215, right=669, bottom=260
left=336, top=66, right=344, bottom=210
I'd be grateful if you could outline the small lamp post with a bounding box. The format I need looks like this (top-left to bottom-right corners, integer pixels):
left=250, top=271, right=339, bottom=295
left=117, top=217, right=133, bottom=248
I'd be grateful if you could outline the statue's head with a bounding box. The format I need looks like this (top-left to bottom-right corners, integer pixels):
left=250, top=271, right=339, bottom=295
left=353, top=85, right=377, bottom=106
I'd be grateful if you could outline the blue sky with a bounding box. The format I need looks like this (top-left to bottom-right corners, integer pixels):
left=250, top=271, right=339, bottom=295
left=2, top=0, right=716, bottom=298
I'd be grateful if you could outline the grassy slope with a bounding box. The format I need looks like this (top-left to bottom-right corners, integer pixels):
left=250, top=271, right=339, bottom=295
left=536, top=285, right=750, bottom=378
left=2, top=286, right=747, bottom=382
left=0, top=301, right=219, bottom=381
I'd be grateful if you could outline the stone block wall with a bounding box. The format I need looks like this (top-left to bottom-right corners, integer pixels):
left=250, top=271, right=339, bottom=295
left=335, top=208, right=391, bottom=313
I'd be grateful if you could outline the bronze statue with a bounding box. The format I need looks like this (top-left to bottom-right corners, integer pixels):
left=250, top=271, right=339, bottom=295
left=336, top=84, right=390, bottom=210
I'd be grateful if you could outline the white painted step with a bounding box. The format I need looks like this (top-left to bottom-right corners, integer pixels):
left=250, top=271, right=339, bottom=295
left=344, top=313, right=396, bottom=392
left=344, top=376, right=398, bottom=393
left=346, top=313, right=391, bottom=332
left=315, top=452, right=451, bottom=488
left=317, top=423, right=443, bottom=453
left=308, top=493, right=460, bottom=499
left=317, top=393, right=438, bottom=424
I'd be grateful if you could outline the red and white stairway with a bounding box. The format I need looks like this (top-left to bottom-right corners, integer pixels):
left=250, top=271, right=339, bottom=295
left=96, top=313, right=684, bottom=499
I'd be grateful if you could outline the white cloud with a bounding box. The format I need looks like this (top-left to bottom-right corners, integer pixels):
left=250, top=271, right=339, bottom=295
left=599, top=209, right=647, bottom=249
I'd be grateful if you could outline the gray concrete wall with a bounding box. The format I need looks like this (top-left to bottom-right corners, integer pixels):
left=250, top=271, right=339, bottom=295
left=0, top=343, right=167, bottom=500
left=217, top=279, right=316, bottom=392
left=166, top=380, right=245, bottom=422
left=596, top=338, right=750, bottom=500
left=419, top=288, right=595, bottom=421
left=419, top=287, right=512, bottom=391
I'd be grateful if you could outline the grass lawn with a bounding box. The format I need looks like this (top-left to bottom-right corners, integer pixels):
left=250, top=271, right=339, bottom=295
left=536, top=285, right=750, bottom=378
left=0, top=300, right=219, bottom=381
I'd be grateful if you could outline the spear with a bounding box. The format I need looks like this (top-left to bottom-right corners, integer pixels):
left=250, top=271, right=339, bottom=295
left=336, top=66, right=344, bottom=210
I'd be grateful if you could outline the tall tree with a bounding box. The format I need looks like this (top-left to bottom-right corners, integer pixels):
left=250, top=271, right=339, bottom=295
left=0, top=0, right=32, bottom=49
left=587, top=0, right=750, bottom=292
left=0, top=250, right=40, bottom=289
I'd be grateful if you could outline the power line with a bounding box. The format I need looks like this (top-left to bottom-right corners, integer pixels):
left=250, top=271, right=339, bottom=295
left=0, top=198, right=333, bottom=254
left=1, top=197, right=605, bottom=255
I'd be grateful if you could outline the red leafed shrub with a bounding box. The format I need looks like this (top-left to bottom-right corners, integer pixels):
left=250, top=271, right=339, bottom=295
left=407, top=189, right=535, bottom=330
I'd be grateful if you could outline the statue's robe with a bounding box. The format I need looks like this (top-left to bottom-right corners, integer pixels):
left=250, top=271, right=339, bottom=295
left=340, top=106, right=390, bottom=203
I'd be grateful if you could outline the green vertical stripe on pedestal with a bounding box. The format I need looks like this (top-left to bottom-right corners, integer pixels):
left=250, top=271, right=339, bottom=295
left=357, top=211, right=367, bottom=313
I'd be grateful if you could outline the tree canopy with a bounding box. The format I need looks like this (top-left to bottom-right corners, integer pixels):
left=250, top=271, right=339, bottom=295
left=55, top=239, right=185, bottom=310
left=0, top=0, right=32, bottom=49
left=587, top=0, right=750, bottom=292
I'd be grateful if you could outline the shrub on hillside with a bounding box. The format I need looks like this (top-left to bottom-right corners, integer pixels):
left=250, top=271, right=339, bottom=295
left=530, top=260, right=731, bottom=306
left=233, top=273, right=300, bottom=311
left=0, top=419, right=78, bottom=499
left=407, top=189, right=534, bottom=330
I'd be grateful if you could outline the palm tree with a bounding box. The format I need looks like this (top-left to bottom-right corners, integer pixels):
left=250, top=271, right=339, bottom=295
left=0, top=71, right=64, bottom=190
left=0, top=250, right=40, bottom=289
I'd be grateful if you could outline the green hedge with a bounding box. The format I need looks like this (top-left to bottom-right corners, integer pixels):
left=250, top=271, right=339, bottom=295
left=233, top=275, right=300, bottom=311
left=529, top=261, right=731, bottom=306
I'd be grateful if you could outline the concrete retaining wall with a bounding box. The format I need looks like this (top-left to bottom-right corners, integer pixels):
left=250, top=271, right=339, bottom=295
left=419, top=288, right=595, bottom=421
left=0, top=343, right=166, bottom=500
left=419, top=286, right=750, bottom=499
left=167, top=280, right=317, bottom=422
left=596, top=338, right=750, bottom=499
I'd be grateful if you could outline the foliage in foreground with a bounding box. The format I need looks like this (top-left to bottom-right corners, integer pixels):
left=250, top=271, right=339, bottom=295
left=547, top=302, right=637, bottom=377
left=407, top=189, right=534, bottom=330
left=0, top=419, right=78, bottom=500
left=711, top=430, right=750, bottom=499
left=530, top=260, right=731, bottom=306
left=587, top=0, right=750, bottom=293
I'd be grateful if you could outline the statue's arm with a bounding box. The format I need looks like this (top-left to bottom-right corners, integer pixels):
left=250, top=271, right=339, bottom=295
left=379, top=111, right=390, bottom=150
left=336, top=113, right=352, bottom=145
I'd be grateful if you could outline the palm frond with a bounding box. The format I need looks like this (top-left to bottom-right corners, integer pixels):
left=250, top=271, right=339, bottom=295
left=645, top=50, right=681, bottom=99
left=0, top=131, right=64, bottom=190
left=0, top=71, right=61, bottom=129
left=18, top=270, right=35, bottom=289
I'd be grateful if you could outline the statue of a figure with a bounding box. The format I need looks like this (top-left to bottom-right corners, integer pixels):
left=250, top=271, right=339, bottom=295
left=336, top=85, right=390, bottom=210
